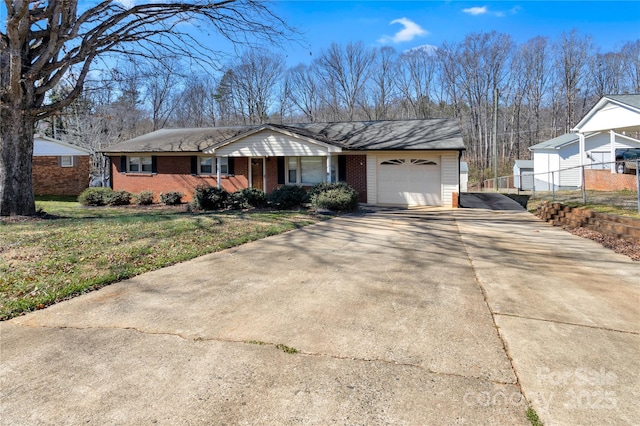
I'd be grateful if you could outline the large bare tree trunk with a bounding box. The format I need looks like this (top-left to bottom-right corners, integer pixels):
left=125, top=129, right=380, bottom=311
left=0, top=106, right=36, bottom=216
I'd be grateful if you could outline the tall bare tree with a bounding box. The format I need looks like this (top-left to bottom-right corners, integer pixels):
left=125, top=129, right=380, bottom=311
left=0, top=0, right=291, bottom=216
left=316, top=42, right=375, bottom=121
left=396, top=46, right=436, bottom=119
left=227, top=50, right=285, bottom=124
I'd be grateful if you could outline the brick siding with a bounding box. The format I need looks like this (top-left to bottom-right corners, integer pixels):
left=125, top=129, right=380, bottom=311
left=111, top=154, right=369, bottom=203
left=344, top=155, right=367, bottom=202
left=536, top=201, right=640, bottom=244
left=33, top=156, right=90, bottom=196
left=585, top=169, right=638, bottom=192
left=111, top=156, right=248, bottom=202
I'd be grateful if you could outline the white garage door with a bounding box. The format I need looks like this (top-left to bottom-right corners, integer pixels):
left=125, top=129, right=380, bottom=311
left=377, top=156, right=441, bottom=206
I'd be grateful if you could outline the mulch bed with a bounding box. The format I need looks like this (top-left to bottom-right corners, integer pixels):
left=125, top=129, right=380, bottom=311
left=563, top=226, right=640, bottom=261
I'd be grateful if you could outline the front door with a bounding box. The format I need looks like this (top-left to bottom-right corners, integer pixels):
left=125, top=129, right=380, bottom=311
left=251, top=158, right=264, bottom=191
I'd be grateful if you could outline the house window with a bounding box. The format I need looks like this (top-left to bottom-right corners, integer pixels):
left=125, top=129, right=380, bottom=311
left=60, top=156, right=73, bottom=167
left=286, top=156, right=324, bottom=185
left=128, top=156, right=152, bottom=173
left=200, top=157, right=213, bottom=174
left=199, top=157, right=228, bottom=175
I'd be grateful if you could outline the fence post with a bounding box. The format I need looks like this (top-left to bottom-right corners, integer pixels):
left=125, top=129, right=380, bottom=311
left=582, top=165, right=587, bottom=204
left=551, top=171, right=555, bottom=201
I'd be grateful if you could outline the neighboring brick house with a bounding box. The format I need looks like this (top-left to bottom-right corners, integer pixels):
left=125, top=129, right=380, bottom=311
left=102, top=120, right=465, bottom=207
left=33, top=135, right=91, bottom=196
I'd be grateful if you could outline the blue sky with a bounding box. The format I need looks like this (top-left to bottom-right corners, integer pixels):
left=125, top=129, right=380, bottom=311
left=272, top=1, right=640, bottom=66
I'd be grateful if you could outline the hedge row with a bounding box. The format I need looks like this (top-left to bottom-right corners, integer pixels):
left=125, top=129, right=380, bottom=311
left=79, top=183, right=359, bottom=212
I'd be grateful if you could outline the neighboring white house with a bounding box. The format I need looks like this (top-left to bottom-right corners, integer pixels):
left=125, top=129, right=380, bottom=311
left=571, top=95, right=640, bottom=181
left=460, top=161, right=468, bottom=192
left=513, top=160, right=534, bottom=191
left=528, top=131, right=640, bottom=191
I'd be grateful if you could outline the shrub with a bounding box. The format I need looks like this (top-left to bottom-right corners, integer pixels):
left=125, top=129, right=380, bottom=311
left=107, top=190, right=132, bottom=206
left=310, top=182, right=359, bottom=212
left=193, top=185, right=228, bottom=210
left=78, top=187, right=113, bottom=206
left=160, top=191, right=184, bottom=206
left=228, top=188, right=267, bottom=210
left=134, top=190, right=154, bottom=205
left=268, top=185, right=309, bottom=210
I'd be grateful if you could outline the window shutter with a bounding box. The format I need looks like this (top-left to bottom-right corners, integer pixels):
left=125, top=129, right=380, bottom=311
left=191, top=156, right=198, bottom=175
left=228, top=157, right=235, bottom=175
left=277, top=157, right=285, bottom=184
left=151, top=156, right=158, bottom=173
left=120, top=156, right=127, bottom=173
left=338, top=156, right=347, bottom=182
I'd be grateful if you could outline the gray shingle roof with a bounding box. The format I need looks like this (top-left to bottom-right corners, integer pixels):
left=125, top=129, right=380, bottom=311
left=529, top=132, right=600, bottom=150
left=529, top=133, right=579, bottom=150
left=605, top=94, right=640, bottom=110
left=103, top=119, right=465, bottom=154
left=514, top=160, right=533, bottom=169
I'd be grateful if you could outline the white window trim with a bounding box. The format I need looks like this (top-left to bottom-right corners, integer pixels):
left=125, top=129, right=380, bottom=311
left=199, top=156, right=228, bottom=175
left=285, top=156, right=327, bottom=185
left=128, top=156, right=153, bottom=173
left=60, top=155, right=74, bottom=167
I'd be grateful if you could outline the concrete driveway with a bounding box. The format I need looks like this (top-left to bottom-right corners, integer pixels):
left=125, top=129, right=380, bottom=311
left=1, top=208, right=638, bottom=425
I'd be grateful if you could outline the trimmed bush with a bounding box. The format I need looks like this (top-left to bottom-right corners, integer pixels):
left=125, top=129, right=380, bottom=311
left=134, top=190, right=155, bottom=205
left=268, top=185, right=309, bottom=210
left=228, top=188, right=267, bottom=210
left=78, top=187, right=113, bottom=206
left=310, top=182, right=359, bottom=212
left=193, top=185, right=228, bottom=210
left=107, top=190, right=132, bottom=206
left=160, top=191, right=184, bottom=206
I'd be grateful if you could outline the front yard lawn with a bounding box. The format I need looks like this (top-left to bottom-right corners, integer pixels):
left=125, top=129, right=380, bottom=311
left=0, top=197, right=319, bottom=320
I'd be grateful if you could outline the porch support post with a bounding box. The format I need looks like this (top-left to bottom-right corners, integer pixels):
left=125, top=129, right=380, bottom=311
left=610, top=130, right=616, bottom=174
left=326, top=155, right=332, bottom=183
left=216, top=157, right=222, bottom=189
left=578, top=132, right=585, bottom=186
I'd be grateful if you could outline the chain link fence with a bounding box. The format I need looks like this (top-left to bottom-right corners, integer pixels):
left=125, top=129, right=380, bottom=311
left=480, top=159, right=640, bottom=213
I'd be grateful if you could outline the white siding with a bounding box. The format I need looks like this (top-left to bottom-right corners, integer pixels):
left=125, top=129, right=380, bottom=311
left=441, top=153, right=458, bottom=207
left=215, top=130, right=329, bottom=157
left=366, top=154, right=378, bottom=204
left=558, top=143, right=581, bottom=188
left=34, top=138, right=90, bottom=156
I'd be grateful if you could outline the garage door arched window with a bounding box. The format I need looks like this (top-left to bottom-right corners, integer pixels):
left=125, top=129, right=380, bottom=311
left=380, top=159, right=405, bottom=165
left=411, top=159, right=438, bottom=165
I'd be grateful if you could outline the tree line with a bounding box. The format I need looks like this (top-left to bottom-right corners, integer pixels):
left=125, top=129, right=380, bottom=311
left=49, top=30, right=640, bottom=184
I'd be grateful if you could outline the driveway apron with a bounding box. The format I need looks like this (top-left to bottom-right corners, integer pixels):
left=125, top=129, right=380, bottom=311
left=1, top=209, right=526, bottom=425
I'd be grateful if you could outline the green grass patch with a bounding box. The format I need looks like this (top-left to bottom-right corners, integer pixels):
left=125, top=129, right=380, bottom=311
left=525, top=407, right=543, bottom=426
left=275, top=343, right=299, bottom=354
left=1, top=199, right=318, bottom=320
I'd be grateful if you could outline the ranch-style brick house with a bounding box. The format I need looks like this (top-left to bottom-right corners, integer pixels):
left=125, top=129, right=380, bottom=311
left=102, top=119, right=465, bottom=207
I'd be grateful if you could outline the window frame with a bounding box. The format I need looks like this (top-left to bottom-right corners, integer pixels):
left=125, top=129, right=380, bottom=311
left=127, top=156, right=153, bottom=173
left=198, top=156, right=228, bottom=175
left=60, top=155, right=74, bottom=167
left=285, top=156, right=326, bottom=185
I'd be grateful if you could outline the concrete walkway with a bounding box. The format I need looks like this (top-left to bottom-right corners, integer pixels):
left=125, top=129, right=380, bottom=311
left=1, top=208, right=638, bottom=425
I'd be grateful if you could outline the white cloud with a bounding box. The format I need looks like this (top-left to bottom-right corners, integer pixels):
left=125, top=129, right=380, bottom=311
left=378, top=17, right=428, bottom=44
left=462, top=5, right=519, bottom=17
left=462, top=6, right=488, bottom=16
